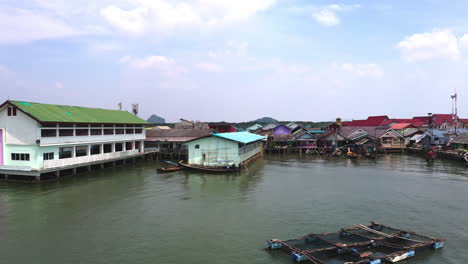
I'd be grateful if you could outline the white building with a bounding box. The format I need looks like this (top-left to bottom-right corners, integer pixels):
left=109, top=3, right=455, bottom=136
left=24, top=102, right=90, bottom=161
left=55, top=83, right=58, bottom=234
left=0, top=100, right=149, bottom=180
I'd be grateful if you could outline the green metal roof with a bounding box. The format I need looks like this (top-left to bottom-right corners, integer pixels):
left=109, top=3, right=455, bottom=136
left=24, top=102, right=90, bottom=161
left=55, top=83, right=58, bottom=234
left=8, top=100, right=150, bottom=124
left=213, top=132, right=265, bottom=144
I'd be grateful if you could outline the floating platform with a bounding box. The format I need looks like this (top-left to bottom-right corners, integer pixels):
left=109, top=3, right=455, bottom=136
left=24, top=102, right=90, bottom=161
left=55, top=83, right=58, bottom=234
left=267, top=222, right=445, bottom=264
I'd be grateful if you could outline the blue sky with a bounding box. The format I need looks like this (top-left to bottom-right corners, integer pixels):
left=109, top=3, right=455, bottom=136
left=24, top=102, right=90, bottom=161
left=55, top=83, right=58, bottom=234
left=1, top=0, right=468, bottom=122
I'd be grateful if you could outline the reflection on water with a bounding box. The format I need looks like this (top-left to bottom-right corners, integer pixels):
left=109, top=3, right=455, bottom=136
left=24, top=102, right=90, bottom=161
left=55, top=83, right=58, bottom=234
left=0, top=154, right=467, bottom=264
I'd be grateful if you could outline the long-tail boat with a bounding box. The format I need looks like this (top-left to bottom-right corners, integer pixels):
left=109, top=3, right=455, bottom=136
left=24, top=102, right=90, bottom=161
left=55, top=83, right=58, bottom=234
left=178, top=161, right=240, bottom=173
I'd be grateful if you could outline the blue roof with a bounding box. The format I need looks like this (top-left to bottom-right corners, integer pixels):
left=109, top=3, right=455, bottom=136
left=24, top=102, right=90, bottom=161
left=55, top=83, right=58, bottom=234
left=213, top=132, right=265, bottom=144
left=308, top=130, right=326, bottom=133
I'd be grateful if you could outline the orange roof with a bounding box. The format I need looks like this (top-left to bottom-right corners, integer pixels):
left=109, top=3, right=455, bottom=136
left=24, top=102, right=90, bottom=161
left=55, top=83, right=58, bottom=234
left=391, top=123, right=417, bottom=130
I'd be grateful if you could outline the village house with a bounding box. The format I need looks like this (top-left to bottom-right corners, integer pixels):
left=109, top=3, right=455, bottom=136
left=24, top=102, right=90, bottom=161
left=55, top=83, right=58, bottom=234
left=208, top=123, right=237, bottom=133
left=380, top=129, right=407, bottom=151
left=0, top=100, right=149, bottom=180
left=246, top=123, right=263, bottom=132
left=449, top=133, right=468, bottom=150
left=174, top=119, right=209, bottom=129
left=144, top=128, right=212, bottom=158
left=184, top=132, right=264, bottom=167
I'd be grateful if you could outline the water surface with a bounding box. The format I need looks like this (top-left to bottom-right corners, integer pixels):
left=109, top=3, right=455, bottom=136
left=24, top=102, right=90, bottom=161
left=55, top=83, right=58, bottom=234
left=0, top=154, right=467, bottom=263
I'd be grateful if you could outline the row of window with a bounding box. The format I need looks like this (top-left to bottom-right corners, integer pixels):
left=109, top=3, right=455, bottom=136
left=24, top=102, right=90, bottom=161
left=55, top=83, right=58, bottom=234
left=41, top=128, right=143, bottom=137
left=11, top=153, right=29, bottom=161
left=10, top=142, right=140, bottom=162
left=42, top=124, right=144, bottom=128
left=58, top=142, right=139, bottom=159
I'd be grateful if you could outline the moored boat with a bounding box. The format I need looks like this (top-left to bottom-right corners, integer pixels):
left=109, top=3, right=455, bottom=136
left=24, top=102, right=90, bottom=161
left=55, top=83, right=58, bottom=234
left=157, top=166, right=184, bottom=173
left=347, top=151, right=360, bottom=159
left=425, top=150, right=436, bottom=161
left=178, top=161, right=240, bottom=173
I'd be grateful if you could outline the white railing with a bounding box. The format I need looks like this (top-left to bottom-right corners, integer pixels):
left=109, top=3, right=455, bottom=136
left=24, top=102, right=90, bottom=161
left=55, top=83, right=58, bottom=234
left=0, top=165, right=32, bottom=171
left=40, top=130, right=145, bottom=145
left=43, top=149, right=141, bottom=169
left=240, top=145, right=263, bottom=161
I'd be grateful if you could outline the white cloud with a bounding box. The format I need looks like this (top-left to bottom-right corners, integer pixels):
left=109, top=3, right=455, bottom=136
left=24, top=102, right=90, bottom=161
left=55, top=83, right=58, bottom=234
left=196, top=63, right=223, bottom=72
left=0, top=65, right=10, bottom=76
left=120, top=55, right=187, bottom=76
left=208, top=41, right=249, bottom=59
left=338, top=63, right=384, bottom=78
left=100, top=0, right=275, bottom=33
left=460, top=34, right=468, bottom=49
left=0, top=9, right=75, bottom=44
left=397, top=29, right=460, bottom=62
left=312, top=4, right=360, bottom=26
left=54, top=81, right=64, bottom=89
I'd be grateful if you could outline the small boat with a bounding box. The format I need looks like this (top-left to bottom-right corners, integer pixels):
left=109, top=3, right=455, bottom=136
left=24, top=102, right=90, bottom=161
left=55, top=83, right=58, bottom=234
left=157, top=166, right=184, bottom=173
left=178, top=161, right=240, bottom=173
left=365, top=152, right=377, bottom=159
left=464, top=156, right=468, bottom=166
left=347, top=151, right=360, bottom=159
left=425, top=150, right=436, bottom=161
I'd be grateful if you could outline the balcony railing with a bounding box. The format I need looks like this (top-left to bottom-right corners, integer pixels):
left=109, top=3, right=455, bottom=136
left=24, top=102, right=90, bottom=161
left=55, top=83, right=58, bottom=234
left=43, top=149, right=141, bottom=169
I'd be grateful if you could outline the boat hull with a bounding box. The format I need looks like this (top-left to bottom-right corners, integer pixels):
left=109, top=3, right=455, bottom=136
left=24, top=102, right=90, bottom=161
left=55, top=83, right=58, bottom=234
left=157, top=166, right=184, bottom=173
left=178, top=161, right=240, bottom=173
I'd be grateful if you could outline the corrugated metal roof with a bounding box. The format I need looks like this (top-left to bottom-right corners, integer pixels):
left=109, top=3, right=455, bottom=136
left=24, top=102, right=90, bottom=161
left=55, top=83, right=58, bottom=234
left=7, top=100, right=149, bottom=124
left=213, top=132, right=265, bottom=144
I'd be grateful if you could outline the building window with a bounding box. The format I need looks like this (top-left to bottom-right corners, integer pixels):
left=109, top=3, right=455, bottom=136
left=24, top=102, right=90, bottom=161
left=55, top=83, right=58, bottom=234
left=43, top=152, right=54, bottom=160
left=7, top=107, right=11, bottom=116
left=11, top=153, right=30, bottom=161
left=125, top=128, right=134, bottom=134
left=59, top=147, right=73, bottom=159
left=115, top=129, right=125, bottom=135
left=103, top=144, right=112, bottom=153
left=90, top=145, right=101, bottom=155
left=7, top=107, right=17, bottom=116
left=135, top=141, right=141, bottom=151
left=42, top=123, right=57, bottom=128
left=75, top=146, right=88, bottom=157
left=195, top=144, right=200, bottom=149
left=104, top=129, right=114, bottom=135
left=59, top=129, right=74, bottom=137
left=115, top=143, right=123, bottom=152
left=91, top=129, right=102, bottom=135
left=126, top=142, right=133, bottom=150
left=76, top=129, right=89, bottom=136
left=41, top=129, right=57, bottom=137
left=135, top=129, right=143, bottom=134
left=59, top=123, right=73, bottom=127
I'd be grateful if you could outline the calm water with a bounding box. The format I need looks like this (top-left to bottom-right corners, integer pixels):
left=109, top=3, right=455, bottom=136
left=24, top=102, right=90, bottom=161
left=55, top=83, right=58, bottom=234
left=0, top=154, right=467, bottom=264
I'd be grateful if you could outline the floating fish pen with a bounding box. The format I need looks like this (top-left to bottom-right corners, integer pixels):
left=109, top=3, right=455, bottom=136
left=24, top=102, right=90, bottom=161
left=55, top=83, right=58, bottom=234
left=267, top=222, right=445, bottom=264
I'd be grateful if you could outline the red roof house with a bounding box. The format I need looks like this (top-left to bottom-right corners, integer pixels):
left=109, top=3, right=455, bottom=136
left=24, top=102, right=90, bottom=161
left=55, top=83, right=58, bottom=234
left=342, top=116, right=389, bottom=126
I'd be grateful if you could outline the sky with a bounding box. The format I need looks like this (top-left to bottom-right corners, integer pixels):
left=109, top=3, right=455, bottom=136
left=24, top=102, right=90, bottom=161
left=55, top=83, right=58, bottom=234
left=1, top=0, right=468, bottom=122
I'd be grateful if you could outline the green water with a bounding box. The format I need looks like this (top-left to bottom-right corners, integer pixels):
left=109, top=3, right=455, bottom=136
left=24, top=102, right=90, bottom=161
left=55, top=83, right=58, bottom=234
left=0, top=154, right=467, bottom=264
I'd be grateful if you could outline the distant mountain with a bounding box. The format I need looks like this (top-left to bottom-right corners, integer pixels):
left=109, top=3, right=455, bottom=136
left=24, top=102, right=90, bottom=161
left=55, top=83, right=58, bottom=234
left=147, top=114, right=166, bottom=124
left=253, top=117, right=278, bottom=123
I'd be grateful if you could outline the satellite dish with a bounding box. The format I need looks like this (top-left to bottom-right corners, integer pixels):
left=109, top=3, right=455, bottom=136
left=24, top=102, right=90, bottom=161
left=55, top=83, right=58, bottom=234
left=36, top=139, right=41, bottom=145
left=132, top=104, right=139, bottom=116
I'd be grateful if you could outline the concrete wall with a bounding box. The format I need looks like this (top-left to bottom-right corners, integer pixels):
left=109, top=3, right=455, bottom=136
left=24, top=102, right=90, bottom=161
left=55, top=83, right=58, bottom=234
left=0, top=105, right=40, bottom=145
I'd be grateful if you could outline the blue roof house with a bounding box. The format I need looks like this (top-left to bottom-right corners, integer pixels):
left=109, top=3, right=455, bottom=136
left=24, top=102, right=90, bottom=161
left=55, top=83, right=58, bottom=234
left=184, top=132, right=265, bottom=167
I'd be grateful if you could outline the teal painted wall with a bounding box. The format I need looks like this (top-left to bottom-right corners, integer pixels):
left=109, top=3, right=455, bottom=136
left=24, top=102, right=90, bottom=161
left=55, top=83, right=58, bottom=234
left=185, top=137, right=263, bottom=167
left=185, top=137, right=240, bottom=166
left=4, top=145, right=60, bottom=169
